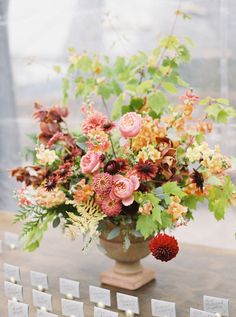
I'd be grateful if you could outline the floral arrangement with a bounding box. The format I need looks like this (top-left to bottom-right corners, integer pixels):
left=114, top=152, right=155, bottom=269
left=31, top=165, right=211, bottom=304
left=11, top=34, right=236, bottom=262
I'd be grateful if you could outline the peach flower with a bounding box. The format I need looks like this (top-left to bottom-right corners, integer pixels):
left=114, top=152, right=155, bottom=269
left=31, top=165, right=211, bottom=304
left=110, top=174, right=140, bottom=206
left=119, top=112, right=142, bottom=138
left=80, top=151, right=101, bottom=174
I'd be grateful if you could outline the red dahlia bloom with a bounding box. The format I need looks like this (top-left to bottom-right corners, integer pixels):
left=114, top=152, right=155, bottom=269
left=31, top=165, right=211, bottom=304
left=135, top=160, right=158, bottom=180
left=149, top=233, right=179, bottom=262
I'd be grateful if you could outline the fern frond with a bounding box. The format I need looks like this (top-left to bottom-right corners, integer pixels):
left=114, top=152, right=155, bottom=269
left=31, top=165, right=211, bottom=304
left=66, top=199, right=106, bottom=248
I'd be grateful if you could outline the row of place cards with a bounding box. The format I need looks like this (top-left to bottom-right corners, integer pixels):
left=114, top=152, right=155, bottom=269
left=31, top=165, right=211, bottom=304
left=5, top=284, right=230, bottom=317
left=3, top=262, right=230, bottom=317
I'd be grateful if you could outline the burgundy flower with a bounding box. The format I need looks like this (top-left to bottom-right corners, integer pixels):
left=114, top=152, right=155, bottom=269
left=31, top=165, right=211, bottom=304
left=135, top=160, right=158, bottom=181
left=54, top=162, right=73, bottom=183
left=116, top=158, right=128, bottom=172
left=149, top=234, right=179, bottom=262
left=104, top=160, right=120, bottom=175
left=191, top=169, right=204, bottom=192
left=102, top=120, right=115, bottom=132
left=45, top=176, right=57, bottom=191
left=48, top=105, right=68, bottom=122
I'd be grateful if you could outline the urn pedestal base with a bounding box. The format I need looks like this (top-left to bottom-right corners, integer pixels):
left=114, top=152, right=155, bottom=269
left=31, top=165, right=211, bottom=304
left=100, top=260, right=155, bottom=290
left=99, top=222, right=156, bottom=290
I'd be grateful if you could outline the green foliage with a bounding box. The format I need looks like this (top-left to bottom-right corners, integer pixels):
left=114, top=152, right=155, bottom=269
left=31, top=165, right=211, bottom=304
left=207, top=176, right=236, bottom=220
left=148, top=92, right=168, bottom=116
left=162, top=182, right=186, bottom=199
left=136, top=214, right=157, bottom=239
left=61, top=34, right=194, bottom=118
left=199, top=97, right=236, bottom=123
left=182, top=195, right=204, bottom=210
left=15, top=205, right=57, bottom=252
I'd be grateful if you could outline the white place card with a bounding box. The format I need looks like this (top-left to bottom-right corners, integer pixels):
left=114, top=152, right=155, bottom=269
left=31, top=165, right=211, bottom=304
left=89, top=285, right=111, bottom=307
left=151, top=299, right=176, bottom=317
left=94, top=306, right=119, bottom=317
left=61, top=298, right=84, bottom=317
left=203, top=295, right=229, bottom=316
left=190, top=308, right=215, bottom=317
left=31, top=270, right=49, bottom=291
left=32, top=289, right=52, bottom=311
left=37, top=310, right=58, bottom=317
left=8, top=299, right=29, bottom=317
left=59, top=278, right=80, bottom=299
left=116, top=293, right=139, bottom=315
left=4, top=263, right=21, bottom=283
left=5, top=281, right=23, bottom=301
left=4, top=232, right=20, bottom=249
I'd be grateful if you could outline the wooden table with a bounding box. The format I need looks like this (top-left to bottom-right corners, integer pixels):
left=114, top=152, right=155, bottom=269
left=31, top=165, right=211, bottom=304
left=0, top=212, right=236, bottom=316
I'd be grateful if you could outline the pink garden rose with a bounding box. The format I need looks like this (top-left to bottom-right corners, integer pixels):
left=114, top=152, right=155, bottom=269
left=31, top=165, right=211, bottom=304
left=110, top=174, right=140, bottom=206
left=80, top=151, right=101, bottom=174
left=119, top=112, right=142, bottom=138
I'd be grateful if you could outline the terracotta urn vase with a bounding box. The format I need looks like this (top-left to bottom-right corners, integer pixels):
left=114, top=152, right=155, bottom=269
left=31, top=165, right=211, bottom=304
left=99, top=221, right=155, bottom=290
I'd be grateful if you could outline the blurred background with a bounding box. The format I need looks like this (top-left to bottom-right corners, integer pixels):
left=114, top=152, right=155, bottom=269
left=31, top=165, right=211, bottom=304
left=0, top=0, right=235, bottom=249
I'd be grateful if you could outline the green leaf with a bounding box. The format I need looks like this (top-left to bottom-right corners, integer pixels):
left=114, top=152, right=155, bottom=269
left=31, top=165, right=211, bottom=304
left=107, top=227, right=121, bottom=240
left=97, top=83, right=112, bottom=100
left=160, top=36, right=179, bottom=50
left=136, top=215, right=157, bottom=239
left=136, top=80, right=153, bottom=94
left=162, top=182, right=186, bottom=199
left=216, top=98, right=229, bottom=105
left=53, top=65, right=61, bottom=73
left=121, top=105, right=131, bottom=116
left=77, top=55, right=92, bottom=72
left=130, top=97, right=144, bottom=111
left=112, top=94, right=124, bottom=120
left=52, top=217, right=60, bottom=228
left=205, top=103, right=221, bottom=120
left=207, top=176, right=236, bottom=221
left=217, top=110, right=228, bottom=123
left=112, top=80, right=122, bottom=95
left=199, top=97, right=211, bottom=106
left=145, top=193, right=160, bottom=205
left=25, top=240, right=39, bottom=252
left=162, top=82, right=177, bottom=94
left=115, top=56, right=126, bottom=74
left=123, top=235, right=131, bottom=251
left=152, top=205, right=162, bottom=224
left=217, top=107, right=236, bottom=123
left=183, top=195, right=199, bottom=209
left=131, top=230, right=143, bottom=238
left=147, top=92, right=168, bottom=116
left=161, top=212, right=173, bottom=229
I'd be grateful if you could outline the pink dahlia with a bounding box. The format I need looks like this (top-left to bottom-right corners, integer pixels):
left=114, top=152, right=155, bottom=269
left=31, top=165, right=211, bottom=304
left=101, top=198, right=122, bottom=216
left=82, top=111, right=108, bottom=134
left=93, top=172, right=113, bottom=195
